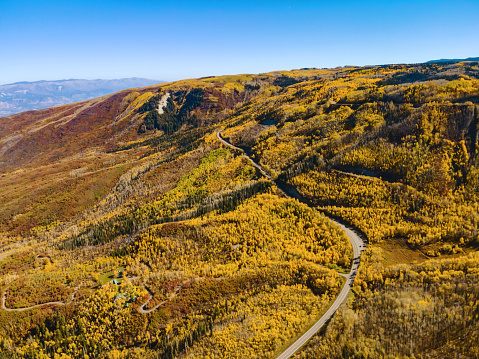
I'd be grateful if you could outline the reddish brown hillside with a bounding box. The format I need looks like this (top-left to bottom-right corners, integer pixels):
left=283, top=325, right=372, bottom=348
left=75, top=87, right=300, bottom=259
left=0, top=76, right=266, bottom=235
left=0, top=88, right=155, bottom=171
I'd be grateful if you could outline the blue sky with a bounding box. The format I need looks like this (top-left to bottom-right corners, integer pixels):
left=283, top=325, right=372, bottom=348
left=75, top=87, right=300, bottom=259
left=1, top=0, right=478, bottom=84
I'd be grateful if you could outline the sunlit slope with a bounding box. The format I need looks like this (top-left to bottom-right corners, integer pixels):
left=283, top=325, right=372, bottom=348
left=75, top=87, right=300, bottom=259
left=221, top=62, right=479, bottom=358
left=0, top=61, right=478, bottom=358
left=222, top=61, right=479, bottom=255
left=0, top=74, right=278, bottom=235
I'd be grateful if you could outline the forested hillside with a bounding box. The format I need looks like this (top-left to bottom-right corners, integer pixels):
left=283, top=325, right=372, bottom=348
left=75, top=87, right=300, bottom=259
left=0, top=60, right=478, bottom=358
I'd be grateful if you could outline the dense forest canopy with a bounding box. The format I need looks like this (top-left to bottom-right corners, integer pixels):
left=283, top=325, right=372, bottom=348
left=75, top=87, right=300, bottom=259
left=0, top=61, right=478, bottom=358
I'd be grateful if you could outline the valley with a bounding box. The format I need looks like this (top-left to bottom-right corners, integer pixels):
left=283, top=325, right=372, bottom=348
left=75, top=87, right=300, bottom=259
left=0, top=61, right=478, bottom=358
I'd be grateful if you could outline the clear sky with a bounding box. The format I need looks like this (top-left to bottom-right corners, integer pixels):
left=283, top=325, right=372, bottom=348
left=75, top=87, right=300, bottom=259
left=1, top=0, right=478, bottom=84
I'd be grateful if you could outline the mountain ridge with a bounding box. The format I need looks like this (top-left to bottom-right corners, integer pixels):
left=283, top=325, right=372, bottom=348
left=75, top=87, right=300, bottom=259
left=426, top=56, right=479, bottom=63
left=2, top=77, right=157, bottom=86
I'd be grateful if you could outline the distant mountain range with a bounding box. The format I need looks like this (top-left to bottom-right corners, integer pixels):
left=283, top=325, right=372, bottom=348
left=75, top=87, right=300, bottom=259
left=426, top=56, right=479, bottom=64
left=0, top=78, right=161, bottom=116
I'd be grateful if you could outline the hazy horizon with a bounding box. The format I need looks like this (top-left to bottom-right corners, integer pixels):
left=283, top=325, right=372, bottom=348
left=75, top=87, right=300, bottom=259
left=0, top=77, right=162, bottom=87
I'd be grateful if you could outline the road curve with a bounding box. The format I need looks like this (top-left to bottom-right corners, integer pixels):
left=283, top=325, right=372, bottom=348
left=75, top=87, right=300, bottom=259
left=1, top=281, right=85, bottom=312
left=217, top=131, right=366, bottom=358
left=2, top=289, right=64, bottom=312
left=277, top=221, right=363, bottom=359
left=138, top=281, right=189, bottom=314
left=138, top=289, right=167, bottom=314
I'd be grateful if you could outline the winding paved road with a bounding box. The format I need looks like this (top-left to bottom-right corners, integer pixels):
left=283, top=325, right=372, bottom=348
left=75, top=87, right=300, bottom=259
left=1, top=132, right=365, bottom=356
left=217, top=131, right=366, bottom=359
left=2, top=289, right=64, bottom=311
left=1, top=281, right=84, bottom=312
left=138, top=281, right=189, bottom=314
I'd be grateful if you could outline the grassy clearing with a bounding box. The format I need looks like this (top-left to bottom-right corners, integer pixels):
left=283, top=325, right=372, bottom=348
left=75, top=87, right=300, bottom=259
left=98, top=266, right=126, bottom=285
